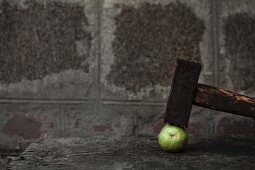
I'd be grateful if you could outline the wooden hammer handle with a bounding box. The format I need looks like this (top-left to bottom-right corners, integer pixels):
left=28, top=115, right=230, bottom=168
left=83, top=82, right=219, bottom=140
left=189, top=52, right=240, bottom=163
left=194, top=84, right=255, bottom=118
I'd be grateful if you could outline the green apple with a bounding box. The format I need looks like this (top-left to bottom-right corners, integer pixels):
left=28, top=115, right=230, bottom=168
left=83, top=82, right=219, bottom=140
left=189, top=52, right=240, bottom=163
left=158, top=124, right=188, bottom=152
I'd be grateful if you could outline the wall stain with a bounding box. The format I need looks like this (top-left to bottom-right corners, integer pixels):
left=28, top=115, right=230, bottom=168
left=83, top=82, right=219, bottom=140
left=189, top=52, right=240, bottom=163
left=2, top=113, right=42, bottom=139
left=107, top=2, right=205, bottom=92
left=0, top=0, right=91, bottom=83
left=217, top=117, right=255, bottom=135
left=92, top=124, right=112, bottom=133
left=224, top=13, right=255, bottom=91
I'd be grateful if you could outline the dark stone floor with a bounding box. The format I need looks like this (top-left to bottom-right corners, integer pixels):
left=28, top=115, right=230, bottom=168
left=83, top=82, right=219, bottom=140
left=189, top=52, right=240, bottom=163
left=0, top=148, right=22, bottom=170
left=8, top=136, right=255, bottom=170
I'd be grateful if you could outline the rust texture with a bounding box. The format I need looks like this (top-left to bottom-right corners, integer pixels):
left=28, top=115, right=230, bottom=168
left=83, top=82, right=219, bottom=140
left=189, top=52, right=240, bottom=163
left=0, top=0, right=91, bottom=84
left=107, top=2, right=205, bottom=92
left=224, top=13, right=255, bottom=91
left=164, top=59, right=201, bottom=128
left=194, top=84, right=255, bottom=118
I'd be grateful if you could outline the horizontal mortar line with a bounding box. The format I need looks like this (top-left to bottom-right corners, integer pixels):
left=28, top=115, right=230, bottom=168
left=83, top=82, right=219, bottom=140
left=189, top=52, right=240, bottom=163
left=101, top=99, right=166, bottom=106
left=0, top=98, right=96, bottom=104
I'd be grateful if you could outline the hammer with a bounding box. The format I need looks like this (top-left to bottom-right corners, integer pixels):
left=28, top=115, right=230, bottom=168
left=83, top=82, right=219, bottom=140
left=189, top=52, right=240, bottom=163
left=164, top=59, right=255, bottom=128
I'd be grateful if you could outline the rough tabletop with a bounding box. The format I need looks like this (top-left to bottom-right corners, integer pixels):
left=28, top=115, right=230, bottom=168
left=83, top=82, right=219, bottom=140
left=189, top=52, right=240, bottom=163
left=8, top=136, right=255, bottom=170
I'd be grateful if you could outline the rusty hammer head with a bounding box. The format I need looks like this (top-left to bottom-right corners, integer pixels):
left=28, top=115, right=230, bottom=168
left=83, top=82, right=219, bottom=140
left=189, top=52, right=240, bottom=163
left=164, top=59, right=201, bottom=128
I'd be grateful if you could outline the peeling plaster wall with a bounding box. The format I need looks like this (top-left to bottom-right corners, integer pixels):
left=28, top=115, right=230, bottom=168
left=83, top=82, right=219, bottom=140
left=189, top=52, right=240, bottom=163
left=215, top=0, right=255, bottom=136
left=0, top=1, right=91, bottom=84
left=224, top=13, right=255, bottom=92
left=107, top=2, right=204, bottom=92
left=0, top=0, right=98, bottom=155
left=0, top=1, right=254, bottom=166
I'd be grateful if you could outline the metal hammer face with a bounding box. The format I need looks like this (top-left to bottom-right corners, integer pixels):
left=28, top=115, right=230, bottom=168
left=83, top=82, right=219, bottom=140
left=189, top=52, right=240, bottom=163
left=164, top=59, right=255, bottom=128
left=164, top=59, right=201, bottom=128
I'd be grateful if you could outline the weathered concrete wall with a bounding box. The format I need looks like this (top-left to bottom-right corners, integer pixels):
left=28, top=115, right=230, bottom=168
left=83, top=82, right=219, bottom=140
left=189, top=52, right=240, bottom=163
left=216, top=0, right=255, bottom=135
left=0, top=0, right=254, bottom=156
left=100, top=0, right=214, bottom=140
left=0, top=0, right=98, bottom=152
left=0, top=0, right=97, bottom=100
